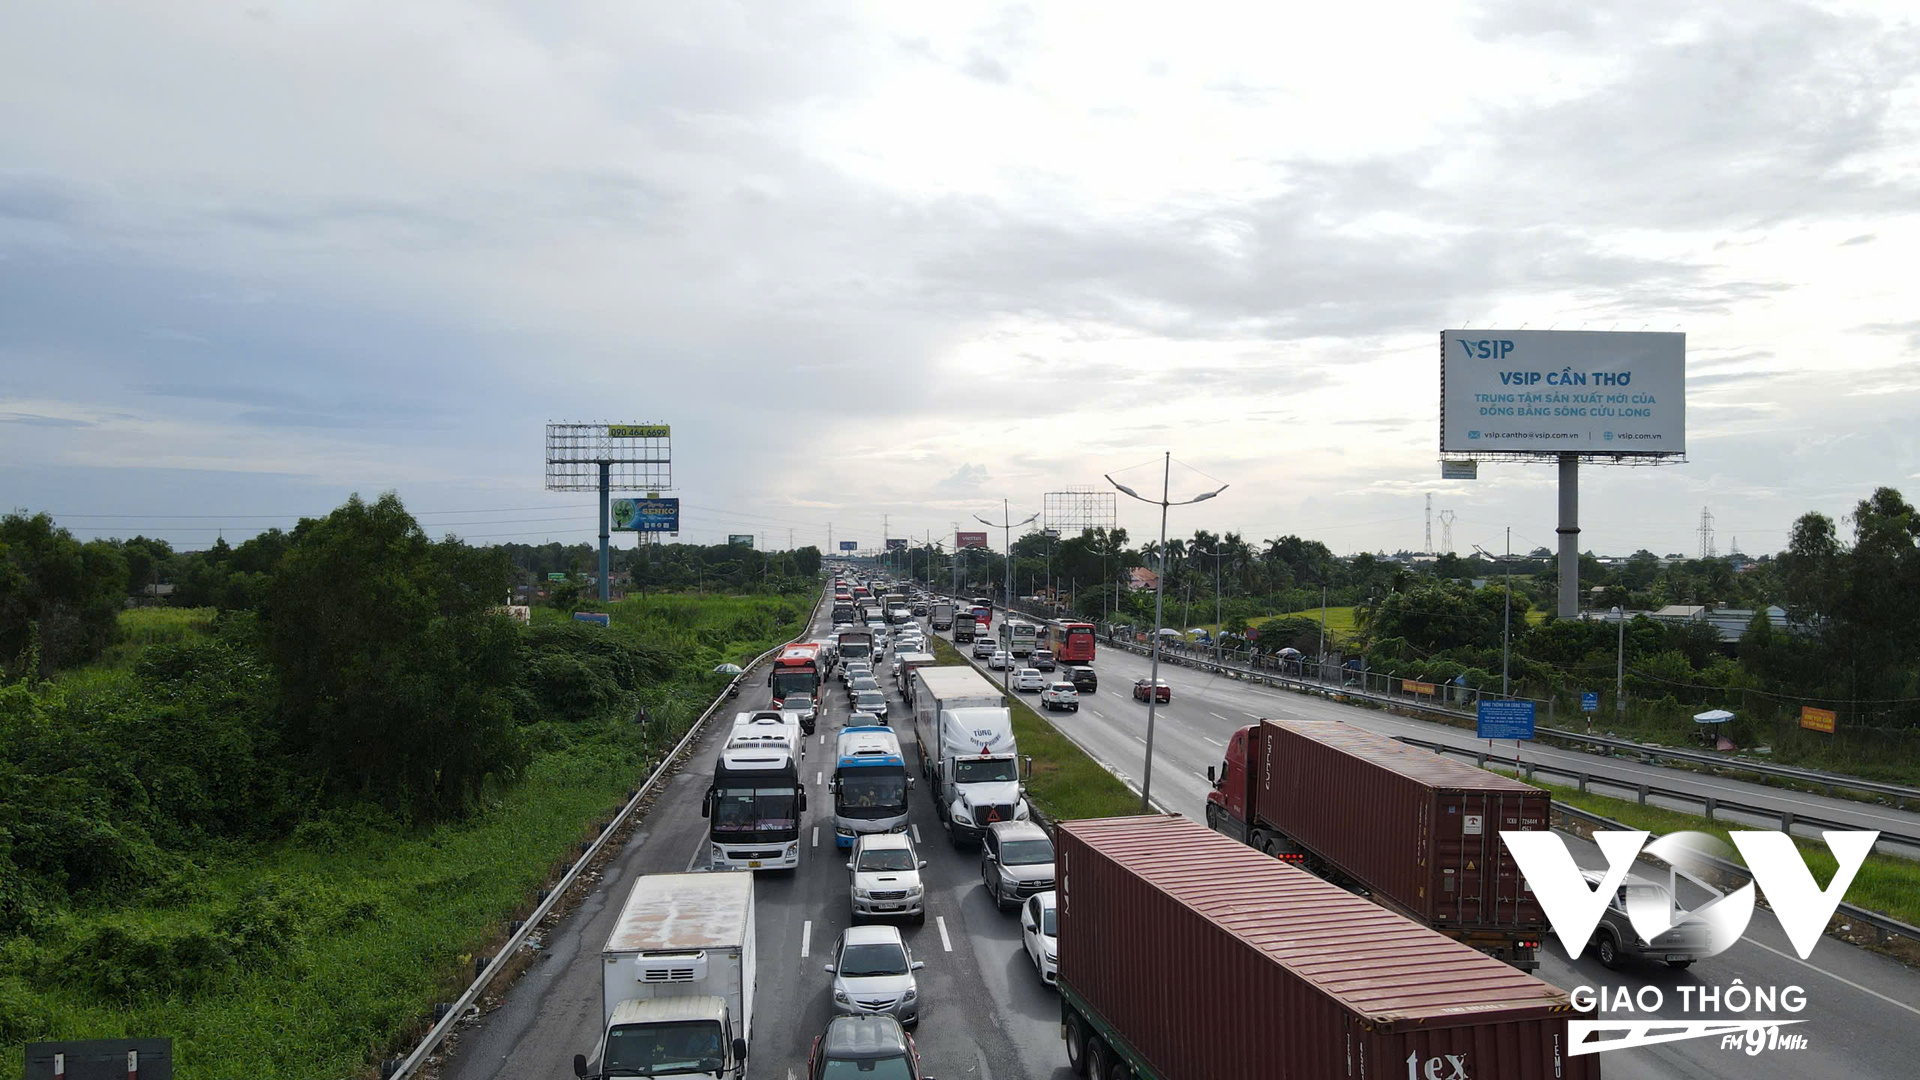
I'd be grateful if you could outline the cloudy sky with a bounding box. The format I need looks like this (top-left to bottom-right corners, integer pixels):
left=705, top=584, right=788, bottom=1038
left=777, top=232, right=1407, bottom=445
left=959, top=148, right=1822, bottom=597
left=4, top=0, right=1918, bottom=560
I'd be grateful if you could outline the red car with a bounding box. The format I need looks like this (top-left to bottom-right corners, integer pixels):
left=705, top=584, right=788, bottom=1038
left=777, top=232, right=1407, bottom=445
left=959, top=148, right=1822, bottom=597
left=809, top=1014, right=932, bottom=1079
left=1132, top=678, right=1171, bottom=703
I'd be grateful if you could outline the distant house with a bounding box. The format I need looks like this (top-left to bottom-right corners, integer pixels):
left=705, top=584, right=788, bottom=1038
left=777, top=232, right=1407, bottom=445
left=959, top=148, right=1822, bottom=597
left=1703, top=605, right=1790, bottom=643
left=1652, top=604, right=1708, bottom=623
left=1127, top=567, right=1159, bottom=591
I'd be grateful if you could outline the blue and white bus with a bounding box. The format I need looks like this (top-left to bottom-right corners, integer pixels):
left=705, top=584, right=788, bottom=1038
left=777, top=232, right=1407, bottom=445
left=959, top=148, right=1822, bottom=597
left=830, top=726, right=911, bottom=848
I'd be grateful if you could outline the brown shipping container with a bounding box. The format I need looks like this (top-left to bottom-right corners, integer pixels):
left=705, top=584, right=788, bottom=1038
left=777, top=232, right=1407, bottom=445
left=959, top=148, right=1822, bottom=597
left=1254, top=719, right=1550, bottom=931
left=1057, top=815, right=1594, bottom=1080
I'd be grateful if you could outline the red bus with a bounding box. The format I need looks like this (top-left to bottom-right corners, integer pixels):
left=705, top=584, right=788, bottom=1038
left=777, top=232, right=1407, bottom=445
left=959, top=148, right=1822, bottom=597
left=769, top=643, right=822, bottom=704
left=1041, top=620, right=1097, bottom=665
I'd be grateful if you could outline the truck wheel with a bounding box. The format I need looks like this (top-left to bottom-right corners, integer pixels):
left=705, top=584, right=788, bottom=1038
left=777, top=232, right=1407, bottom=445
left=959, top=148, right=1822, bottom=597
left=1085, top=1038, right=1111, bottom=1080
left=1105, top=1059, right=1134, bottom=1080
left=1596, top=933, right=1621, bottom=969
left=1262, top=835, right=1282, bottom=858
left=1064, top=1015, right=1091, bottom=1075
left=1204, top=804, right=1220, bottom=831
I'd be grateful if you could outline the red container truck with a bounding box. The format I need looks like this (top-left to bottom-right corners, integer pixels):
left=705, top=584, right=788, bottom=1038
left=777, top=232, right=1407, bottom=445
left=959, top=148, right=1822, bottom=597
left=1056, top=815, right=1594, bottom=1080
left=1204, top=718, right=1550, bottom=969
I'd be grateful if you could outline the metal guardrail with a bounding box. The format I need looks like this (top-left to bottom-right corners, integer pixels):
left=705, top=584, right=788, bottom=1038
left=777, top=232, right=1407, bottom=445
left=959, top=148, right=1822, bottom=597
left=382, top=585, right=828, bottom=1079
left=1546, top=793, right=1920, bottom=950
left=1395, top=735, right=1920, bottom=854
left=1066, top=614, right=1919, bottom=811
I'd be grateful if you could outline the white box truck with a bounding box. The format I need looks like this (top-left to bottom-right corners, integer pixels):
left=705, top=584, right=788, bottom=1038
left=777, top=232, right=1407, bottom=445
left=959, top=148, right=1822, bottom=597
left=910, top=665, right=1029, bottom=848
left=574, top=871, right=756, bottom=1080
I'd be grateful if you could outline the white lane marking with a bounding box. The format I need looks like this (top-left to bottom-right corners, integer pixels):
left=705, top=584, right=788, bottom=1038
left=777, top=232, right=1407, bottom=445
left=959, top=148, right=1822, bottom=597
left=685, top=839, right=707, bottom=872
left=816, top=771, right=823, bottom=785
left=800, top=920, right=813, bottom=958
left=912, top=823, right=923, bottom=843
left=1741, top=936, right=1920, bottom=1018
left=936, top=916, right=954, bottom=952
left=1133, top=735, right=1148, bottom=745
left=812, top=826, right=819, bottom=848
left=1202, top=736, right=1224, bottom=746
left=1209, top=711, right=1231, bottom=722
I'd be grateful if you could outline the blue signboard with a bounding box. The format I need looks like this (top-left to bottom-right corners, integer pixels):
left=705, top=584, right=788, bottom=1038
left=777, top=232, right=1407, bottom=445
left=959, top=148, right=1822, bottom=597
left=573, top=611, right=610, bottom=628
left=1581, top=692, right=1599, bottom=713
left=839, top=541, right=859, bottom=551
left=611, top=498, right=679, bottom=533
left=1477, top=699, right=1536, bottom=740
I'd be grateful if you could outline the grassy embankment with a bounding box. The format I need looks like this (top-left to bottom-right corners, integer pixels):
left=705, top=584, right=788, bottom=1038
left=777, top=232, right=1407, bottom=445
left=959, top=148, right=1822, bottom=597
left=1, top=592, right=808, bottom=1080
left=1500, top=771, right=1920, bottom=930
left=926, top=636, right=1141, bottom=822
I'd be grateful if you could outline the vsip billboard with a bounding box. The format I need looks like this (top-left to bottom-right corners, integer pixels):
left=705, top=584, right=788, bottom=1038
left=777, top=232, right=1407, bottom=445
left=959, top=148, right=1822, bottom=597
left=1441, top=330, right=1685, bottom=455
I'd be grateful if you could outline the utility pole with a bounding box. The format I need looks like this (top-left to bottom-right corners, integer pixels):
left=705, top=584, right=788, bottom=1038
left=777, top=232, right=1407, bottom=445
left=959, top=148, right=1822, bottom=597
left=1503, top=527, right=1512, bottom=696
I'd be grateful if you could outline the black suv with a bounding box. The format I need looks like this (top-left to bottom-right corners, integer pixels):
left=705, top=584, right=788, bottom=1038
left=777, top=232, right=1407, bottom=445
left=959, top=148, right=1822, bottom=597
left=808, top=1015, right=934, bottom=1080
left=1065, top=665, right=1097, bottom=693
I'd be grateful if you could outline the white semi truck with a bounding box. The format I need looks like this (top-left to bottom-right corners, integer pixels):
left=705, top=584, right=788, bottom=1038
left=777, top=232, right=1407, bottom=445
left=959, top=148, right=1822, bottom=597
left=910, top=665, right=1029, bottom=848
left=574, top=871, right=755, bottom=1080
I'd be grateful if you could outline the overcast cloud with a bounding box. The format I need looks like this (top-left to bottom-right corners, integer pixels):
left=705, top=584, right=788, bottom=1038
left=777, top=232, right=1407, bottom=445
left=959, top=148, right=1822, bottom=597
left=3, top=0, right=1918, bottom=558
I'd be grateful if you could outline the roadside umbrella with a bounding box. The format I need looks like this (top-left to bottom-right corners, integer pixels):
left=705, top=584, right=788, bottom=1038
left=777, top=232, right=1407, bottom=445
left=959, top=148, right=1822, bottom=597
left=1693, top=708, right=1734, bottom=748
left=713, top=663, right=743, bottom=675
left=1276, top=647, right=1303, bottom=658
left=1157, top=628, right=1184, bottom=637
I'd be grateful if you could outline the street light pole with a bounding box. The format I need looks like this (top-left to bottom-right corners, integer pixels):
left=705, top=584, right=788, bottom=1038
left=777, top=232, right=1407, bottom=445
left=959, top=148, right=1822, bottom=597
left=1196, top=543, right=1228, bottom=665
left=976, top=501, right=1038, bottom=698
left=1107, top=452, right=1228, bottom=813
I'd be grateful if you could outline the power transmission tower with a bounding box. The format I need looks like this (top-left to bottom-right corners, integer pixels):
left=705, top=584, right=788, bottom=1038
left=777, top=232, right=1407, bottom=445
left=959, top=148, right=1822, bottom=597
left=1438, top=510, right=1456, bottom=554
left=1697, top=506, right=1716, bottom=559
left=1425, top=493, right=1433, bottom=553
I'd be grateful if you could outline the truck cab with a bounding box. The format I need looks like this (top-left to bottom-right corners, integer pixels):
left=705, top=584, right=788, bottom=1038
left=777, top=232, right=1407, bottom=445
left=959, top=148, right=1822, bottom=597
left=577, top=996, right=745, bottom=1079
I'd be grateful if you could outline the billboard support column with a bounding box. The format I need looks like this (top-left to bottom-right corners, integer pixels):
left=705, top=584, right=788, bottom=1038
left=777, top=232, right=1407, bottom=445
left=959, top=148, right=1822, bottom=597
left=1557, top=452, right=1578, bottom=618
left=598, top=462, right=612, bottom=602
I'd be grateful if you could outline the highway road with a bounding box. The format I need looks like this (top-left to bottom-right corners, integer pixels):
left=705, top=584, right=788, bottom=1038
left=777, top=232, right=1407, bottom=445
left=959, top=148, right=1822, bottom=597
left=439, top=586, right=1920, bottom=1080
left=954, top=609, right=1920, bottom=1080
left=443, top=598, right=1071, bottom=1080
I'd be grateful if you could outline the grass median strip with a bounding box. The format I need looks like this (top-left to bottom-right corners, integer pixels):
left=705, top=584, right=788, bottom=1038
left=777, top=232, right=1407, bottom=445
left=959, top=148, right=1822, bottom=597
left=1508, top=771, right=1920, bottom=929
left=927, top=637, right=1141, bottom=822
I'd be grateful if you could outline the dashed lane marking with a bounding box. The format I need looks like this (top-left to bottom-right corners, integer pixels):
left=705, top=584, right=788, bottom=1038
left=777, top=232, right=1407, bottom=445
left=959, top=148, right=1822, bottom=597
left=1202, top=735, right=1224, bottom=746
left=1209, top=711, right=1231, bottom=722
left=936, top=916, right=953, bottom=952
left=912, top=823, right=923, bottom=843
left=801, top=920, right=813, bottom=958
left=812, top=826, right=819, bottom=848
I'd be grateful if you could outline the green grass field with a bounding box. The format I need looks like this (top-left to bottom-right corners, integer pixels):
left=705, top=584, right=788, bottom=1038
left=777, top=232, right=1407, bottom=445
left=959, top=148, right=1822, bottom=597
left=927, top=637, right=1142, bottom=822
left=1186, top=606, right=1358, bottom=642
left=53, top=606, right=219, bottom=691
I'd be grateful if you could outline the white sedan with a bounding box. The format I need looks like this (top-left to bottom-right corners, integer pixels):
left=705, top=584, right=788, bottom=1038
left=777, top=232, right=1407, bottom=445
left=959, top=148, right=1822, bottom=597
left=1022, top=891, right=1058, bottom=985
left=988, top=650, right=1012, bottom=670
left=1011, top=667, right=1046, bottom=692
left=1039, top=682, right=1079, bottom=712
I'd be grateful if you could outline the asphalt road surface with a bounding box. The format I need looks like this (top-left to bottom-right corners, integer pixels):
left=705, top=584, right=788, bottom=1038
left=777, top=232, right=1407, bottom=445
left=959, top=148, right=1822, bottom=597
left=956, top=609, right=1920, bottom=1080
left=445, top=599, right=1071, bottom=1080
